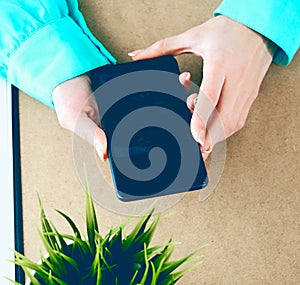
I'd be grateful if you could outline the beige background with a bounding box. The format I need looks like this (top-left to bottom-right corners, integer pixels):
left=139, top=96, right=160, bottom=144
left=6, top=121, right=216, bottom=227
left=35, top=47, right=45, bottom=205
left=20, top=1, right=299, bottom=284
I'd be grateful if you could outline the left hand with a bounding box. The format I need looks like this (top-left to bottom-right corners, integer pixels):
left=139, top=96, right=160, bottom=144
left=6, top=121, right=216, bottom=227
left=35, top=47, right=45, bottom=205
left=52, top=74, right=108, bottom=162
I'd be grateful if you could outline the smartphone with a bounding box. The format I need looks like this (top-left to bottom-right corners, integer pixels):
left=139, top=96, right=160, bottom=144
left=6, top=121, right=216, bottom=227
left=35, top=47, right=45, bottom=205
left=90, top=55, right=208, bottom=201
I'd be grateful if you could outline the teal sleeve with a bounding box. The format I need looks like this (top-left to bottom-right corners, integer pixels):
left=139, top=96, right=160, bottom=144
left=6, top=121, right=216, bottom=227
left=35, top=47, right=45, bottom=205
left=214, top=0, right=300, bottom=66
left=0, top=0, right=116, bottom=108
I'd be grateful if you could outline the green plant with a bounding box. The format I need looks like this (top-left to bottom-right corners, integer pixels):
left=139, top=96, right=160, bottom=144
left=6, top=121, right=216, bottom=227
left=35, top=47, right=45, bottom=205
left=11, top=189, right=205, bottom=285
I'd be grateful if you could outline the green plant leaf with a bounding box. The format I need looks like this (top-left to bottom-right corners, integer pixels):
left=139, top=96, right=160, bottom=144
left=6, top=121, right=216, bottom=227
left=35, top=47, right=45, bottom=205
left=135, top=241, right=176, bottom=261
left=149, top=246, right=173, bottom=282
left=150, top=239, right=175, bottom=270
left=149, top=261, right=158, bottom=285
left=91, top=237, right=102, bottom=284
left=123, top=209, right=154, bottom=250
left=37, top=227, right=66, bottom=277
left=10, top=191, right=205, bottom=285
left=48, top=270, right=57, bottom=285
left=135, top=215, right=160, bottom=248
left=85, top=189, right=100, bottom=253
left=129, top=269, right=139, bottom=285
left=56, top=210, right=82, bottom=240
left=161, top=248, right=203, bottom=276
left=139, top=243, right=150, bottom=284
left=38, top=195, right=59, bottom=251
left=14, top=251, right=49, bottom=279
left=22, top=267, right=42, bottom=285
left=4, top=277, right=22, bottom=285
left=170, top=259, right=204, bottom=283
left=56, top=251, right=79, bottom=271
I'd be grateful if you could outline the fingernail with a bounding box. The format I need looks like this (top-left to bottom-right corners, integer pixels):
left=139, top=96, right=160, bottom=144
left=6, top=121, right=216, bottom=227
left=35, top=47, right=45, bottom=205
left=103, top=152, right=108, bottom=161
left=95, top=144, right=105, bottom=162
left=128, top=52, right=136, bottom=57
left=191, top=129, right=205, bottom=146
left=186, top=72, right=191, bottom=81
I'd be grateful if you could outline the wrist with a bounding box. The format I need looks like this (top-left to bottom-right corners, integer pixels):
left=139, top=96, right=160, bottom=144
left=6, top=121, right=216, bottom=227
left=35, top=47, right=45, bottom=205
left=52, top=74, right=91, bottom=96
left=219, top=15, right=276, bottom=61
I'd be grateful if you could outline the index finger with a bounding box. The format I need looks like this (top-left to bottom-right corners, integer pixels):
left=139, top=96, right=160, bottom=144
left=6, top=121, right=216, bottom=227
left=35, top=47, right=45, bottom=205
left=130, top=33, right=191, bottom=61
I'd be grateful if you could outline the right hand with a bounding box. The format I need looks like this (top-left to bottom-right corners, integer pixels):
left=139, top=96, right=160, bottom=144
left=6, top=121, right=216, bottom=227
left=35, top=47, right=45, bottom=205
left=129, top=16, right=275, bottom=160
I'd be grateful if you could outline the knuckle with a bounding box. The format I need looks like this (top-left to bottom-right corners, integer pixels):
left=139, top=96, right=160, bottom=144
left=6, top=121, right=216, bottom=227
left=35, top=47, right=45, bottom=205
left=153, top=39, right=169, bottom=55
left=154, top=39, right=167, bottom=53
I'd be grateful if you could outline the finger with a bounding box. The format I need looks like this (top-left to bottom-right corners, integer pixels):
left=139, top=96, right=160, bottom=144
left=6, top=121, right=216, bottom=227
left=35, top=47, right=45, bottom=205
left=129, top=33, right=191, bottom=61
left=128, top=49, right=145, bottom=57
left=186, top=93, right=198, bottom=111
left=202, top=153, right=209, bottom=161
left=207, top=90, right=253, bottom=144
left=205, top=73, right=256, bottom=145
left=200, top=130, right=213, bottom=161
left=200, top=130, right=212, bottom=154
left=179, top=72, right=192, bottom=92
left=190, top=61, right=225, bottom=145
left=202, top=108, right=227, bottom=150
left=82, top=97, right=100, bottom=125
left=94, top=126, right=108, bottom=162
left=75, top=113, right=108, bottom=162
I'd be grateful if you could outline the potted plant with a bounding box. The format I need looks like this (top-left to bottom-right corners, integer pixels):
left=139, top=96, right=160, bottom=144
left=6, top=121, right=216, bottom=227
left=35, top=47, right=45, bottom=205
left=11, top=187, right=205, bottom=285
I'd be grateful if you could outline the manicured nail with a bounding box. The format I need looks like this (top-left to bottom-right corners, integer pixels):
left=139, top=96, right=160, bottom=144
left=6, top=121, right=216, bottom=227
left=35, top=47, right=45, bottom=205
left=103, top=152, right=108, bottom=161
left=128, top=52, right=136, bottom=57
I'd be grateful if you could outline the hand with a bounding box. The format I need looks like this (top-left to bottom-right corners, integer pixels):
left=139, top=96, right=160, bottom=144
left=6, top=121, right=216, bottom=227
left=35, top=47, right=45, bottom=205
left=52, top=74, right=107, bottom=161
left=51, top=73, right=191, bottom=163
left=129, top=16, right=275, bottom=160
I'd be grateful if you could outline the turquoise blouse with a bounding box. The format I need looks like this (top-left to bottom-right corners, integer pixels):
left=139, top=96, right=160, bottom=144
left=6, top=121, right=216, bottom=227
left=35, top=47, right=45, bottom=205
left=0, top=0, right=116, bottom=108
left=0, top=0, right=299, bottom=108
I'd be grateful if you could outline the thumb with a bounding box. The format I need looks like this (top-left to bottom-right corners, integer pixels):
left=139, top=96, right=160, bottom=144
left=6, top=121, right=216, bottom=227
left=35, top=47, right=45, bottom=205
left=129, top=33, right=190, bottom=61
left=94, top=127, right=108, bottom=162
left=75, top=113, right=107, bottom=162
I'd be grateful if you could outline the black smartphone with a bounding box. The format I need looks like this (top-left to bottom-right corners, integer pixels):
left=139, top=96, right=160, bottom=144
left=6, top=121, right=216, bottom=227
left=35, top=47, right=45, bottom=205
left=90, top=55, right=208, bottom=201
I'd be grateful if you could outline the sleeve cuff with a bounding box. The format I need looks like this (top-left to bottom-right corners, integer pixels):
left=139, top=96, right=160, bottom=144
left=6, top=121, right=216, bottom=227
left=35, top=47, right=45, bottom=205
left=214, top=0, right=300, bottom=66
left=7, top=16, right=116, bottom=108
